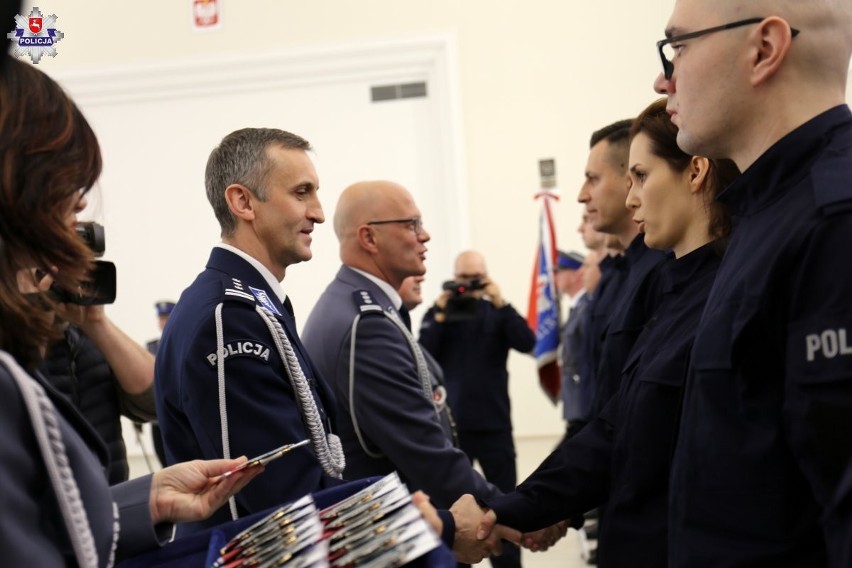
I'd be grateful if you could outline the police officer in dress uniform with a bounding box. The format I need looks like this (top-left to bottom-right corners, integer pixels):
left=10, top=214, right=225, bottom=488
left=146, top=300, right=175, bottom=467
left=554, top=250, right=589, bottom=437
left=155, top=128, right=345, bottom=537
left=301, top=180, right=501, bottom=511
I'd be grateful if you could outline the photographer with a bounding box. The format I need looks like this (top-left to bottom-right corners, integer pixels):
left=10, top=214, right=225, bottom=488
left=40, top=217, right=158, bottom=484
left=419, top=250, right=535, bottom=568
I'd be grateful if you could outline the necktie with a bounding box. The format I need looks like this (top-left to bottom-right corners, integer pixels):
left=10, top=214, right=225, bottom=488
left=399, top=306, right=412, bottom=331
left=283, top=296, right=295, bottom=319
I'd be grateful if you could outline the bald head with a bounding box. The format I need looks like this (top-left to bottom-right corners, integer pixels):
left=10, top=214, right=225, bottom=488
left=334, top=180, right=429, bottom=288
left=658, top=0, right=852, bottom=168
left=454, top=251, right=488, bottom=280
left=687, top=0, right=852, bottom=91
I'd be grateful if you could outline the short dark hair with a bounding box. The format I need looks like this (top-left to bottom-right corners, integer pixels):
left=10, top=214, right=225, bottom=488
left=205, top=128, right=312, bottom=236
left=630, top=98, right=739, bottom=242
left=590, top=119, right=633, bottom=173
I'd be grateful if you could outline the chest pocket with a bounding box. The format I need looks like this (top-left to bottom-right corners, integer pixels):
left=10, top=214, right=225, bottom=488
left=691, top=293, right=761, bottom=372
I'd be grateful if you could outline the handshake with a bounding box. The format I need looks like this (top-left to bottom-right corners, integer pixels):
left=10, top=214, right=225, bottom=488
left=413, top=492, right=569, bottom=564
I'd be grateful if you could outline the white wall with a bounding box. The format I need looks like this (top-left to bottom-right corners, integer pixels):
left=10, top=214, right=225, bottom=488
left=22, top=0, right=677, bottom=438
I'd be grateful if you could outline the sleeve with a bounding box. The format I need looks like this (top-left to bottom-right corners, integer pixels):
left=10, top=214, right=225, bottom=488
left=785, top=215, right=852, bottom=560
left=117, top=384, right=157, bottom=422
left=417, top=306, right=444, bottom=358
left=485, top=402, right=615, bottom=532
left=437, top=509, right=456, bottom=546
left=112, top=475, right=172, bottom=560
left=177, top=301, right=326, bottom=514
left=499, top=304, right=536, bottom=354
left=0, top=369, right=68, bottom=566
left=343, top=314, right=499, bottom=509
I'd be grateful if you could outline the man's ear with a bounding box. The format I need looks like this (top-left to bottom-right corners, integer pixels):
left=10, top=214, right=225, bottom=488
left=224, top=184, right=255, bottom=222
left=356, top=225, right=380, bottom=254
left=750, top=16, right=796, bottom=86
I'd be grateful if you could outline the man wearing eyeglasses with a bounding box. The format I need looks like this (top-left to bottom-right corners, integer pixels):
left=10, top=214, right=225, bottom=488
left=301, top=181, right=505, bottom=512
left=654, top=1, right=852, bottom=565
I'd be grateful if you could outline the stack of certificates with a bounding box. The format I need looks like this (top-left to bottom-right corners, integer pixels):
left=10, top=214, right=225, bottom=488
left=211, top=473, right=440, bottom=568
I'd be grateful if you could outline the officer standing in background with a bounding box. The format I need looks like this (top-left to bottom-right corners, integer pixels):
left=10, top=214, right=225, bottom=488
left=419, top=250, right=535, bottom=568
left=553, top=250, right=590, bottom=438
left=145, top=300, right=175, bottom=356
left=146, top=300, right=175, bottom=467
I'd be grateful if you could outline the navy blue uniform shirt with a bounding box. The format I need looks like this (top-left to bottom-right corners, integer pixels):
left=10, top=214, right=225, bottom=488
left=669, top=105, right=852, bottom=567
left=591, top=235, right=667, bottom=417
left=489, top=242, right=721, bottom=567
left=583, top=253, right=628, bottom=413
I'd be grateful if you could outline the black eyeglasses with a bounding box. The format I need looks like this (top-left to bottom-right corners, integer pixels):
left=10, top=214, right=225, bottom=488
left=657, top=17, right=800, bottom=80
left=366, top=217, right=423, bottom=235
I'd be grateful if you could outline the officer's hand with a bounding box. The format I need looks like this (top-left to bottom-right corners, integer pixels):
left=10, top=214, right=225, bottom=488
left=451, top=494, right=506, bottom=563
left=433, top=291, right=452, bottom=323
left=521, top=520, right=568, bottom=552
left=411, top=491, right=442, bottom=536
left=435, top=290, right=452, bottom=311
left=149, top=457, right=263, bottom=524
left=483, top=280, right=504, bottom=308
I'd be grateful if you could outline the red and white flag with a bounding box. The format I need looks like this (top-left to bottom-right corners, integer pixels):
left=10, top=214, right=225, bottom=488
left=527, top=188, right=561, bottom=404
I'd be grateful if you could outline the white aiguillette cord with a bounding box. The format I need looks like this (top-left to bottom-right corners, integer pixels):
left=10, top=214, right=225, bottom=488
left=254, top=306, right=345, bottom=479
left=214, top=303, right=346, bottom=521
left=0, top=350, right=119, bottom=568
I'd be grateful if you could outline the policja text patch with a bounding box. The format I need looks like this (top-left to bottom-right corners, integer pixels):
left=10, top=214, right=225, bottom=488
left=207, top=340, right=271, bottom=366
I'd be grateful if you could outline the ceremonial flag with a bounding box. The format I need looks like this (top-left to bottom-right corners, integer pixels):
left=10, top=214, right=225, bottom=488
left=527, top=188, right=561, bottom=403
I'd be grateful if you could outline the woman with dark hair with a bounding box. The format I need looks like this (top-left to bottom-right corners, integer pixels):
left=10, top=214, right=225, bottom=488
left=479, top=98, right=740, bottom=566
left=0, top=56, right=261, bottom=567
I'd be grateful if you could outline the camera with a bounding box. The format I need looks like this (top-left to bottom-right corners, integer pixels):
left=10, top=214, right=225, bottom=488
left=50, top=221, right=117, bottom=305
left=442, top=277, right=485, bottom=297
left=441, top=278, right=486, bottom=322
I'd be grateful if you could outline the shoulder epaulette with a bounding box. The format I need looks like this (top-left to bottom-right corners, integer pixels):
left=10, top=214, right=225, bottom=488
left=812, top=139, right=852, bottom=215
left=352, top=289, right=383, bottom=314
left=223, top=278, right=256, bottom=305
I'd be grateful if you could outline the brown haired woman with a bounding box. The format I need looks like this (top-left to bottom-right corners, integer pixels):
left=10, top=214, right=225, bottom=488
left=0, top=56, right=261, bottom=567
left=480, top=98, right=740, bottom=567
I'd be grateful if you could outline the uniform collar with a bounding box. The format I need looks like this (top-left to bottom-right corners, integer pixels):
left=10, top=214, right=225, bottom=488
left=718, top=105, right=852, bottom=216
left=347, top=266, right=403, bottom=310
left=216, top=243, right=288, bottom=304
left=568, top=289, right=586, bottom=308
left=661, top=241, right=722, bottom=294
left=624, top=232, right=664, bottom=267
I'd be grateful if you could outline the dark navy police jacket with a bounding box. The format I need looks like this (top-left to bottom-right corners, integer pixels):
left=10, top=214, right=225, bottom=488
left=0, top=356, right=166, bottom=566
left=154, top=247, right=339, bottom=536
left=301, top=265, right=499, bottom=509
left=591, top=235, right=667, bottom=417
left=489, top=242, right=721, bottom=568
left=669, top=106, right=852, bottom=567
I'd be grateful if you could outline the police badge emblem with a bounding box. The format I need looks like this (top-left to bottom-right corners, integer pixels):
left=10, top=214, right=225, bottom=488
left=6, top=7, right=64, bottom=64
